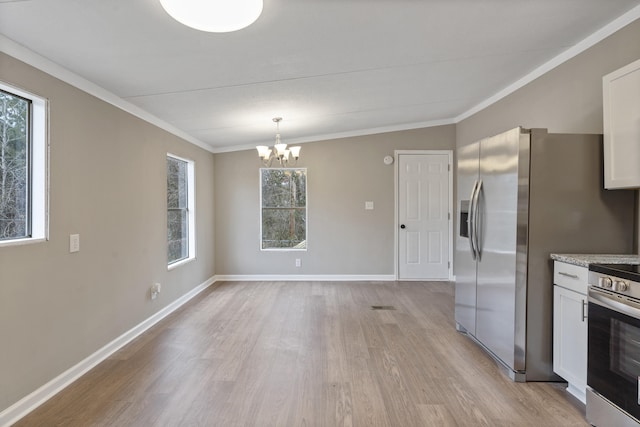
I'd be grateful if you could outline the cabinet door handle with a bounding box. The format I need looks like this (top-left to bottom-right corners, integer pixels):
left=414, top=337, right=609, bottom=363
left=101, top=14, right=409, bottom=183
left=582, top=300, right=588, bottom=322
left=559, top=272, right=580, bottom=279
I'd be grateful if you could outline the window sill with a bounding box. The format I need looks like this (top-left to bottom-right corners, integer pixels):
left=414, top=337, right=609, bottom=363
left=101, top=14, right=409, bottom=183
left=0, top=237, right=47, bottom=248
left=168, top=256, right=196, bottom=271
left=260, top=248, right=308, bottom=252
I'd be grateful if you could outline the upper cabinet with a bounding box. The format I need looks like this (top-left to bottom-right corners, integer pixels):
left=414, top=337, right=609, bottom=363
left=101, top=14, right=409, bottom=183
left=603, top=58, right=640, bottom=189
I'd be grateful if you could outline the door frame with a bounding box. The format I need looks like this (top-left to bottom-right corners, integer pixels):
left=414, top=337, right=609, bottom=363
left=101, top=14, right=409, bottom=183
left=394, top=150, right=454, bottom=281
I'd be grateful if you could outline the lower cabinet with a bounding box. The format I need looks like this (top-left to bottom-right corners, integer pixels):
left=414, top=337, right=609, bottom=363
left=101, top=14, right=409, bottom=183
left=553, top=284, right=588, bottom=403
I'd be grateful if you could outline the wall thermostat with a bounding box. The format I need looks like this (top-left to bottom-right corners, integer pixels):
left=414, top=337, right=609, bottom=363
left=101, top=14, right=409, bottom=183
left=383, top=155, right=394, bottom=165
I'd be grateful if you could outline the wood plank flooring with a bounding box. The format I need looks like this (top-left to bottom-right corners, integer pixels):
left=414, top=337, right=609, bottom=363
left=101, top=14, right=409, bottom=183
left=14, top=281, right=588, bottom=426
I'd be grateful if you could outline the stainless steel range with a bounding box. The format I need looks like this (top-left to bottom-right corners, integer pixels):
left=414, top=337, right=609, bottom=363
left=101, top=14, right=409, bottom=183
left=588, top=264, right=640, bottom=427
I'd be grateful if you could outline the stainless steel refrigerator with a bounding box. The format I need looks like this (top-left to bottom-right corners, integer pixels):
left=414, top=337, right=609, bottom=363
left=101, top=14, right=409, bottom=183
left=454, top=127, right=635, bottom=381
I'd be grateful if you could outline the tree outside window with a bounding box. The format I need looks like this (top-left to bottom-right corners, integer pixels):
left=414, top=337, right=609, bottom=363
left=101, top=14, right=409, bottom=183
left=261, top=168, right=307, bottom=250
left=167, top=155, right=194, bottom=265
left=0, top=89, right=29, bottom=241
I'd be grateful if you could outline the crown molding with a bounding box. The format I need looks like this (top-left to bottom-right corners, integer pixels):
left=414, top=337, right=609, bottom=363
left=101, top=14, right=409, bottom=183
left=210, top=118, right=456, bottom=153
left=0, top=35, right=214, bottom=154
left=455, top=5, right=640, bottom=123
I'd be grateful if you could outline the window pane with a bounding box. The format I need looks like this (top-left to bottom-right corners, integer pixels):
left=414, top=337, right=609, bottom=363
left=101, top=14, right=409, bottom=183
left=260, top=168, right=307, bottom=250
left=293, top=208, right=306, bottom=241
left=0, top=90, right=30, bottom=241
left=261, top=208, right=306, bottom=249
left=167, top=209, right=188, bottom=262
left=292, top=169, right=306, bottom=207
left=167, top=156, right=189, bottom=264
left=167, top=157, right=187, bottom=209
left=261, top=169, right=292, bottom=208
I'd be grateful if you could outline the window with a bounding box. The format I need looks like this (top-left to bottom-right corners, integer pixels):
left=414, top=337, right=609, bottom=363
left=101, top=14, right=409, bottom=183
left=260, top=168, right=307, bottom=250
left=0, top=82, right=47, bottom=247
left=167, top=154, right=195, bottom=266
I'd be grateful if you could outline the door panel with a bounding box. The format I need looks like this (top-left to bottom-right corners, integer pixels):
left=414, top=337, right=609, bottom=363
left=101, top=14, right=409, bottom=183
left=427, top=231, right=442, bottom=263
left=398, top=153, right=450, bottom=280
left=406, top=232, right=420, bottom=264
left=406, top=180, right=421, bottom=220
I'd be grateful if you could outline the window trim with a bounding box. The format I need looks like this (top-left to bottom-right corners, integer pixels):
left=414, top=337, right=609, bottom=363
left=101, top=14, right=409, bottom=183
left=167, top=153, right=196, bottom=269
left=259, top=167, right=308, bottom=252
left=0, top=81, right=49, bottom=248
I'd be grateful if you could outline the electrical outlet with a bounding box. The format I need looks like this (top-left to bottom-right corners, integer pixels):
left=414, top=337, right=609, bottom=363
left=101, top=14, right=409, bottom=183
left=365, top=201, right=374, bottom=210
left=295, top=258, right=301, bottom=267
left=69, top=234, right=80, bottom=253
left=151, top=283, right=161, bottom=300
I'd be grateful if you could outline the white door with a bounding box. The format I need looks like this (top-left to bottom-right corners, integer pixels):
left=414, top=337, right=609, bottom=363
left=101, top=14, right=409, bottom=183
left=398, top=153, right=450, bottom=280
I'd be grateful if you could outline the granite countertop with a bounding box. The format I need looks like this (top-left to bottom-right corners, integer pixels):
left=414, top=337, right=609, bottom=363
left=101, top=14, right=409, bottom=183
left=550, top=253, right=640, bottom=268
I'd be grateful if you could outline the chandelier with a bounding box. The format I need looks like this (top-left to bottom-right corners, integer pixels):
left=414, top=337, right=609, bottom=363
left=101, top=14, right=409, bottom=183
left=159, top=0, right=263, bottom=33
left=256, top=118, right=301, bottom=167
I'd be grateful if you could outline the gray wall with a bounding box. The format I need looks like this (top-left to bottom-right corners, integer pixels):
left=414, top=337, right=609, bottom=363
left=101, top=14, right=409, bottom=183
left=214, top=126, right=455, bottom=276
left=457, top=18, right=640, bottom=249
left=0, top=53, right=216, bottom=412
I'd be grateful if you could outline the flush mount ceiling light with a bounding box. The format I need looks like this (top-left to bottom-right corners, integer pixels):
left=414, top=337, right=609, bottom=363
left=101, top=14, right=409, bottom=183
left=159, top=0, right=263, bottom=33
left=257, top=118, right=301, bottom=167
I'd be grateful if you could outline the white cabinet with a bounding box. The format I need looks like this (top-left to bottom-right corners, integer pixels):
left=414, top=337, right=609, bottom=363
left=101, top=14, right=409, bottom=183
left=553, top=261, right=588, bottom=403
left=603, top=58, right=640, bottom=189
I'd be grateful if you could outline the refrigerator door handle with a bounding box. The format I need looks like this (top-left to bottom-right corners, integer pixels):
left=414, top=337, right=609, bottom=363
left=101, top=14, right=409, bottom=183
left=472, top=179, right=483, bottom=261
left=468, top=180, right=479, bottom=260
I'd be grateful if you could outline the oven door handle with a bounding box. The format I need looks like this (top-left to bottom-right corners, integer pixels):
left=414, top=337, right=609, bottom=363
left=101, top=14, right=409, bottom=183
left=589, top=290, right=640, bottom=321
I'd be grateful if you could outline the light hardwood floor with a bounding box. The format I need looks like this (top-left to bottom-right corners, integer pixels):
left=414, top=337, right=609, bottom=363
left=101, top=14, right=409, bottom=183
left=15, top=281, right=588, bottom=426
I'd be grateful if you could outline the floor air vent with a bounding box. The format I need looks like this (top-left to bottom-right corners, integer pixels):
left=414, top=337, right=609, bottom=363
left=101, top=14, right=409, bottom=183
left=371, top=305, right=396, bottom=310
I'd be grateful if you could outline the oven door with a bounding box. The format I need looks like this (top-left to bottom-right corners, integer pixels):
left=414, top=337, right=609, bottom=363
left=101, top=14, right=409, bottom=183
left=588, top=287, right=640, bottom=422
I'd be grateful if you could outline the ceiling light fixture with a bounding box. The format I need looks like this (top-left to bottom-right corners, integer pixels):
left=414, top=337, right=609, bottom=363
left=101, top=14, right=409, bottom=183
left=257, top=118, right=301, bottom=167
left=159, top=0, right=263, bottom=33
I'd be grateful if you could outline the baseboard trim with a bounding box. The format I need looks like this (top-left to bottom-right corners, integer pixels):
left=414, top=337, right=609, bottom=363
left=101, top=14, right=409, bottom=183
left=0, top=275, right=217, bottom=427
left=214, top=274, right=397, bottom=282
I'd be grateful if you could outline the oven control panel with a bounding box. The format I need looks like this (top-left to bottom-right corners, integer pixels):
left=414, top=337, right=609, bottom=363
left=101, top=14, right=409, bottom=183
left=589, top=271, right=640, bottom=300
left=595, top=276, right=630, bottom=292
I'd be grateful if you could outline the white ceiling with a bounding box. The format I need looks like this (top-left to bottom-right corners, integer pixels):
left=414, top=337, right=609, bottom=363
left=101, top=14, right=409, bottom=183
left=1, top=0, right=640, bottom=153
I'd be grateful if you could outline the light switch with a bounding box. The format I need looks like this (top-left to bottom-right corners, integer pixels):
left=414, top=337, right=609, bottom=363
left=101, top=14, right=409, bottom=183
left=365, top=201, right=374, bottom=210
left=70, top=234, right=80, bottom=253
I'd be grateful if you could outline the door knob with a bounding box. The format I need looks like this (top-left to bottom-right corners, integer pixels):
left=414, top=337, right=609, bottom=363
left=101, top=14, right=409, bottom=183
left=400, top=224, right=406, bottom=229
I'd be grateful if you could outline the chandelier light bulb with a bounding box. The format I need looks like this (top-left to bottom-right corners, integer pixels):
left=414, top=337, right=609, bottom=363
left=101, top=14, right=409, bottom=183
left=256, top=117, right=302, bottom=167
left=159, top=0, right=263, bottom=33
left=274, top=142, right=288, bottom=157
left=256, top=146, right=271, bottom=160
left=289, top=146, right=301, bottom=159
